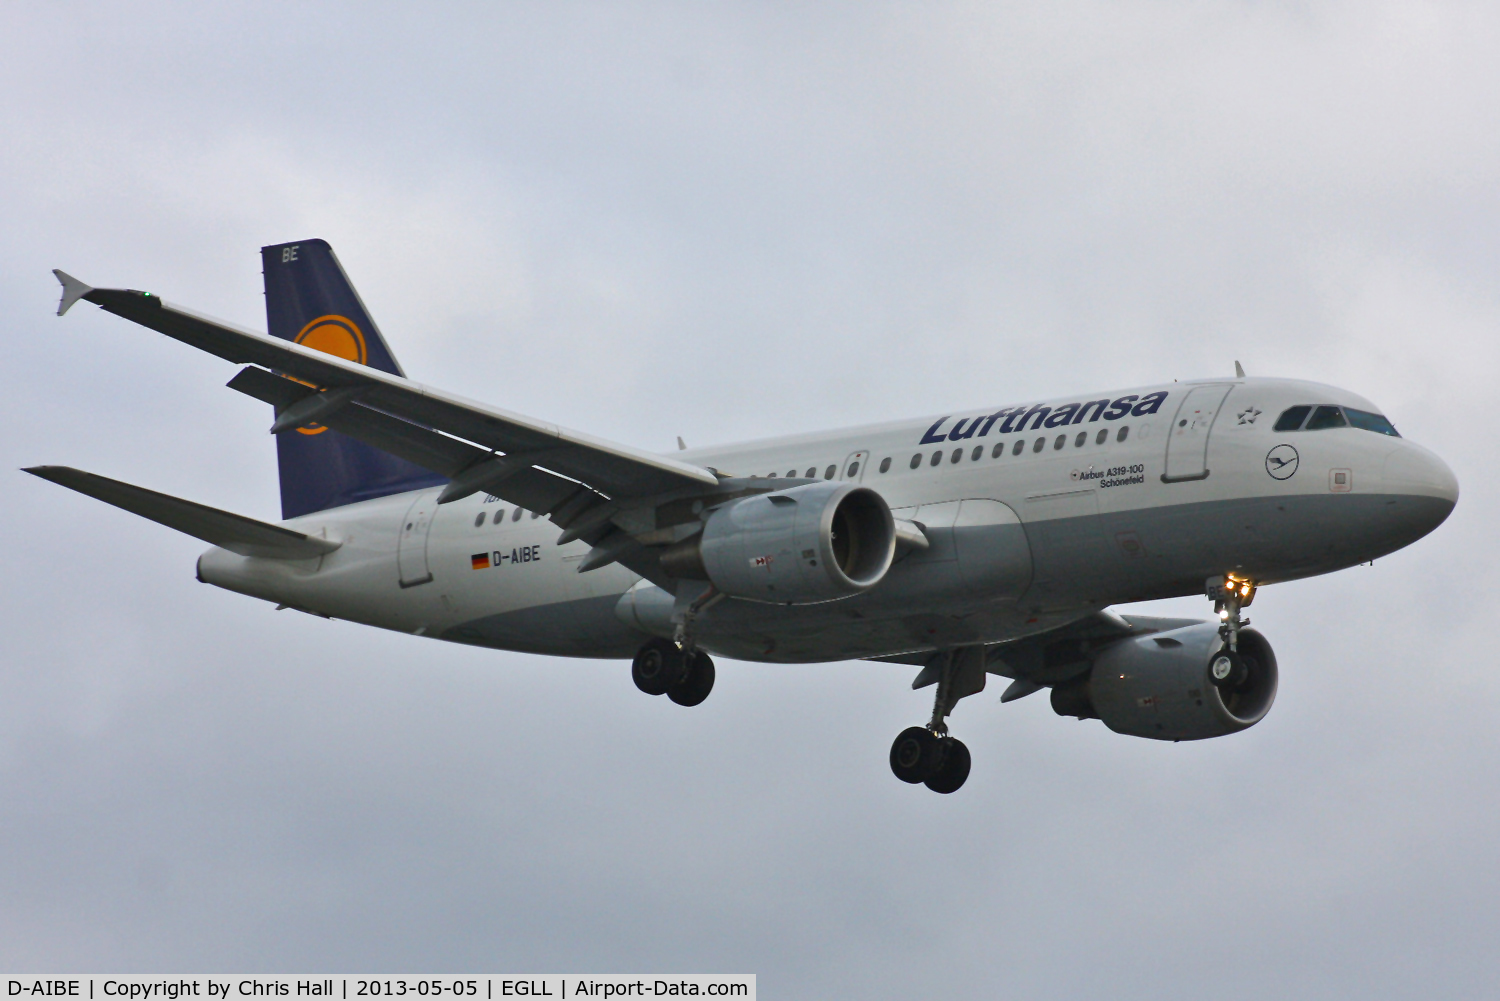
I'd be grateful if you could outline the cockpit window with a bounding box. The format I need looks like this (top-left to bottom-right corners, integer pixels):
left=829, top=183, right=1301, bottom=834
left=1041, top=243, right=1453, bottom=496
left=1273, top=405, right=1311, bottom=431
left=1273, top=403, right=1396, bottom=435
left=1304, top=405, right=1348, bottom=430
left=1345, top=408, right=1400, bottom=437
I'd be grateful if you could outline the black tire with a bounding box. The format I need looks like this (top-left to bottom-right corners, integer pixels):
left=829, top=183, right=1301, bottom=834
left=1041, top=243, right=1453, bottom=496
left=1208, top=648, right=1248, bottom=690
left=668, top=652, right=716, bottom=707
left=924, top=738, right=971, bottom=794
left=890, top=726, right=946, bottom=784
left=632, top=639, right=684, bottom=696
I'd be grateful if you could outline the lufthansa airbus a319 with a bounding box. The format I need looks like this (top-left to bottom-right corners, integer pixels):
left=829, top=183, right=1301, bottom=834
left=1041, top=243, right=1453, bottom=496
left=29, top=241, right=1458, bottom=793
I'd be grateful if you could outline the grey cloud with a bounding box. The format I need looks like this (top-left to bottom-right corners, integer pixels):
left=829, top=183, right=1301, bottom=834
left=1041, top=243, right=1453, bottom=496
left=1, top=2, right=1496, bottom=996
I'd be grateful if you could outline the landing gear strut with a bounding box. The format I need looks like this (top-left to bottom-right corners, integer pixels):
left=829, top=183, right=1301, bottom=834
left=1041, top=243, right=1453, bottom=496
left=1207, top=574, right=1257, bottom=690
left=889, top=648, right=983, bottom=793
left=632, top=638, right=716, bottom=706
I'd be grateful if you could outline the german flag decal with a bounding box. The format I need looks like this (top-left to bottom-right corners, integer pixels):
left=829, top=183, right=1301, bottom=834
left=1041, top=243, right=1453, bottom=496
left=470, top=552, right=491, bottom=570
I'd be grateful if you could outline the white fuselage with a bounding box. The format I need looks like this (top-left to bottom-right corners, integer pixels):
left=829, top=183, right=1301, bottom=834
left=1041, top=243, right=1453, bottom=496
left=196, top=376, right=1457, bottom=664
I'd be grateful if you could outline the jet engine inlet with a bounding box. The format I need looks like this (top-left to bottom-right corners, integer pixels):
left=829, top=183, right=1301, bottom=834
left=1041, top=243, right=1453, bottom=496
left=660, top=481, right=896, bottom=603
left=1050, top=622, right=1278, bottom=741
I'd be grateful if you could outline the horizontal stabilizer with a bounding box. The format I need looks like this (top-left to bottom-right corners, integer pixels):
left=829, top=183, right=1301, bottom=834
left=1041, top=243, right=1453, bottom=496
left=23, top=466, right=341, bottom=560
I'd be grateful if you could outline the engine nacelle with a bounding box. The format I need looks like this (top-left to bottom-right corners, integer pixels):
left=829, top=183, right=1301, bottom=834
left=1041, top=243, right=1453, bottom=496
left=1050, top=623, right=1278, bottom=740
left=660, top=481, right=896, bottom=603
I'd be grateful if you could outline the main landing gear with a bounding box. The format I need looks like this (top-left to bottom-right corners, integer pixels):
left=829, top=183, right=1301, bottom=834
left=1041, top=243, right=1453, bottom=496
left=632, top=638, right=716, bottom=706
left=889, top=647, right=984, bottom=794
left=890, top=727, right=971, bottom=794
left=1207, top=573, right=1258, bottom=691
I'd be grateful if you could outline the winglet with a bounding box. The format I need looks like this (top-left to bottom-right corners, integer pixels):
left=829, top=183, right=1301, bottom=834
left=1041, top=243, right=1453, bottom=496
left=53, top=270, right=94, bottom=316
left=1234, top=360, right=1246, bottom=378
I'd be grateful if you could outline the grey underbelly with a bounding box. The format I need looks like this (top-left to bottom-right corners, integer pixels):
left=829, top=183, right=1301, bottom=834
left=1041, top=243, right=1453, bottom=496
left=437, top=492, right=1448, bottom=663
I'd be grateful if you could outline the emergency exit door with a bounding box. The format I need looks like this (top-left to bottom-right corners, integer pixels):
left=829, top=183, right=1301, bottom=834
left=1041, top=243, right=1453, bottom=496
left=840, top=451, right=869, bottom=482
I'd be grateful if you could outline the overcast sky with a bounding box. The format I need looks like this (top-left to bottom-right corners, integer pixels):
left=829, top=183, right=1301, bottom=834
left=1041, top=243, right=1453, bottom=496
left=2, top=2, right=1498, bottom=995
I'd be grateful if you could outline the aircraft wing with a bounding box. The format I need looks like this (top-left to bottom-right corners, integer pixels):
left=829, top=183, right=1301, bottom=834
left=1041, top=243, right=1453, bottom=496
left=871, top=610, right=1207, bottom=700
left=55, top=275, right=720, bottom=507
left=24, top=466, right=340, bottom=560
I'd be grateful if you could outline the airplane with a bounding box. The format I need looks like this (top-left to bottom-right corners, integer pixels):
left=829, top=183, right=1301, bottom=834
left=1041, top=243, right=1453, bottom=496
left=28, top=240, right=1458, bottom=793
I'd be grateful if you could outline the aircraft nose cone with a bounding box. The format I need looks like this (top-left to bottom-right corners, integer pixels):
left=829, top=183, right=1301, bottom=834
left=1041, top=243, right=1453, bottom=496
left=1383, top=443, right=1458, bottom=537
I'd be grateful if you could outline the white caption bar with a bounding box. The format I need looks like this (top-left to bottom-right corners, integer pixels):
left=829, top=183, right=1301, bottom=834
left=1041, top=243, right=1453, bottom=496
left=4, top=979, right=753, bottom=1001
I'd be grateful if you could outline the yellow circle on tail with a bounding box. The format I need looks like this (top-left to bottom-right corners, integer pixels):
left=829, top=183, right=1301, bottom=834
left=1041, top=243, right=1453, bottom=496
left=291, top=315, right=367, bottom=434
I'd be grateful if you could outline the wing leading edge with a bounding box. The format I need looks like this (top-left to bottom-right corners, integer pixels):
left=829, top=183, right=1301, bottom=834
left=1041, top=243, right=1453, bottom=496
left=56, top=277, right=719, bottom=505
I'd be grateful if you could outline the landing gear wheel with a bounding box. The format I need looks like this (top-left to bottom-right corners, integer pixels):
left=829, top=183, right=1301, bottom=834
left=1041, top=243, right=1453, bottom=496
left=890, top=726, right=947, bottom=784
left=668, top=651, right=716, bottom=707
left=632, top=639, right=685, bottom=696
left=1208, top=648, right=1248, bottom=690
left=924, top=738, right=971, bottom=794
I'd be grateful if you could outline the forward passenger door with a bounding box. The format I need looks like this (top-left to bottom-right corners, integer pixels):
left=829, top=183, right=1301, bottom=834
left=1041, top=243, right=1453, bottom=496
left=1163, top=384, right=1234, bottom=482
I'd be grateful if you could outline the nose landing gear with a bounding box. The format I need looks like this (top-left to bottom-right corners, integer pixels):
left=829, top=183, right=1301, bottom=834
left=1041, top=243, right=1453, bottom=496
left=1207, top=574, right=1258, bottom=691
left=889, top=647, right=985, bottom=793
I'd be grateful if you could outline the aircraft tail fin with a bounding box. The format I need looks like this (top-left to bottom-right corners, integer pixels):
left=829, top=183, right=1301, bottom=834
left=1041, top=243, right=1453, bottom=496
left=261, top=240, right=444, bottom=518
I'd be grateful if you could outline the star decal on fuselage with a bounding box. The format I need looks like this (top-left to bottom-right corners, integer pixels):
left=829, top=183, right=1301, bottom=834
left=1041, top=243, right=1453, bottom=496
left=1237, top=406, right=1262, bottom=425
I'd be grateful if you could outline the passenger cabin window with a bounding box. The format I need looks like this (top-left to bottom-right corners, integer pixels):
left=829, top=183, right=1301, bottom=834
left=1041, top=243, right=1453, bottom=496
left=1074, top=432, right=1086, bottom=448
left=930, top=451, right=942, bottom=467
left=1304, top=405, right=1347, bottom=430
left=847, top=461, right=860, bottom=477
left=531, top=510, right=541, bottom=519
left=493, top=509, right=505, bottom=524
left=787, top=469, right=797, bottom=478
left=879, top=457, right=892, bottom=473
left=1117, top=426, right=1129, bottom=442
left=1032, top=437, right=1045, bottom=453
left=910, top=454, right=922, bottom=470
left=474, top=513, right=485, bottom=528
left=971, top=445, right=983, bottom=461
left=992, top=442, right=1005, bottom=459
left=1345, top=408, right=1400, bottom=437
left=1273, top=405, right=1312, bottom=431
left=805, top=467, right=816, bottom=478
left=951, top=448, right=962, bottom=464
left=1012, top=440, right=1024, bottom=456
left=824, top=464, right=836, bottom=479
left=1053, top=434, right=1066, bottom=450
left=1096, top=429, right=1108, bottom=445
left=512, top=508, right=524, bottom=522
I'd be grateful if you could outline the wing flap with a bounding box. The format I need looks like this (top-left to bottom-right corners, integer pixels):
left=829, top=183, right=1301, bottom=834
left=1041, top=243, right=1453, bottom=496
left=225, top=366, right=598, bottom=519
left=23, top=465, right=340, bottom=560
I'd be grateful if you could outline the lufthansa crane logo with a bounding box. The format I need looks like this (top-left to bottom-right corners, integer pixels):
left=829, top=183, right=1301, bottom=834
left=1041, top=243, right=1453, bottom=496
left=291, top=315, right=367, bottom=434
left=1265, top=444, right=1299, bottom=480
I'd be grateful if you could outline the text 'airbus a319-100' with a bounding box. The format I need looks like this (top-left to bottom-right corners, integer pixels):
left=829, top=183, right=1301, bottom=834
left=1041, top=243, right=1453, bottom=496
left=30, top=240, right=1458, bottom=793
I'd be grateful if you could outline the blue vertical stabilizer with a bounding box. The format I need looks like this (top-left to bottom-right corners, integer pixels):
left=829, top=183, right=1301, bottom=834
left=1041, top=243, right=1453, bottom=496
left=262, top=239, right=445, bottom=519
